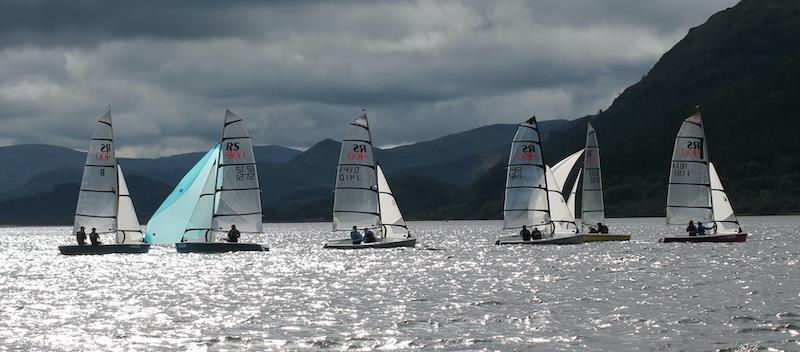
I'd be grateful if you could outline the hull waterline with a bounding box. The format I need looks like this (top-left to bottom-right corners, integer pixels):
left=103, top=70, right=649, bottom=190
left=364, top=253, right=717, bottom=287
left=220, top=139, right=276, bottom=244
left=659, top=233, right=747, bottom=243
left=324, top=237, right=417, bottom=249
left=59, top=244, right=150, bottom=255
left=495, top=234, right=585, bottom=245
left=175, top=242, right=268, bottom=253
left=583, top=233, right=631, bottom=242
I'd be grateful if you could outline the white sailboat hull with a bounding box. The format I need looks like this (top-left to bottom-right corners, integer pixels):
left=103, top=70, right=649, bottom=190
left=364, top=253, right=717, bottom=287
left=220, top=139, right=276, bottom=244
left=324, top=237, right=417, bottom=249
left=495, top=233, right=584, bottom=245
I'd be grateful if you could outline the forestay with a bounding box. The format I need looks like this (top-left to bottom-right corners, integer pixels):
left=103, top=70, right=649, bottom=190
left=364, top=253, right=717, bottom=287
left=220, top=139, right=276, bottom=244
left=377, top=165, right=409, bottom=239
left=213, top=110, right=262, bottom=234
left=666, top=112, right=712, bottom=225
left=503, top=117, right=549, bottom=230
left=709, top=162, right=741, bottom=233
left=332, top=115, right=380, bottom=231
left=145, top=145, right=220, bottom=244
left=581, top=123, right=605, bottom=226
left=74, top=111, right=117, bottom=234
left=116, top=166, right=143, bottom=244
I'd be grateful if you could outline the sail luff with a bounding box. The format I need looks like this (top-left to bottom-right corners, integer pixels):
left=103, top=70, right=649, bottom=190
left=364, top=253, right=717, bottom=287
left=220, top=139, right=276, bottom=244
left=503, top=116, right=550, bottom=230
left=74, top=111, right=118, bottom=235
left=581, top=122, right=605, bottom=226
left=666, top=112, right=712, bottom=225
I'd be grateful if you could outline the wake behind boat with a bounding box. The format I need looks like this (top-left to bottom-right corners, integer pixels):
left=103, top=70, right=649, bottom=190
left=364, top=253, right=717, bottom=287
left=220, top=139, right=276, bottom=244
left=59, top=111, right=149, bottom=255
left=146, top=110, right=268, bottom=253
left=324, top=114, right=417, bottom=249
left=659, top=111, right=747, bottom=243
left=495, top=116, right=583, bottom=246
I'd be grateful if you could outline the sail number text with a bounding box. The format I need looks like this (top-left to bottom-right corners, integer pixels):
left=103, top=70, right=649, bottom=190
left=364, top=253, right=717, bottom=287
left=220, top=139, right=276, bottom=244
left=339, top=165, right=361, bottom=181
left=672, top=162, right=691, bottom=177
left=235, top=165, right=256, bottom=181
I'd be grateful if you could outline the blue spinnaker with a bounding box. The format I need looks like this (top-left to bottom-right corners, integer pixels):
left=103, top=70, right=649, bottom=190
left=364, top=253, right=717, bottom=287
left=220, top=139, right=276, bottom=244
left=145, top=144, right=220, bottom=245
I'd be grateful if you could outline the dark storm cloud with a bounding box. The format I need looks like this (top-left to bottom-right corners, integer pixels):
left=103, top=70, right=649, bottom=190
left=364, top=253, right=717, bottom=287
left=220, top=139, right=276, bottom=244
left=0, top=0, right=739, bottom=156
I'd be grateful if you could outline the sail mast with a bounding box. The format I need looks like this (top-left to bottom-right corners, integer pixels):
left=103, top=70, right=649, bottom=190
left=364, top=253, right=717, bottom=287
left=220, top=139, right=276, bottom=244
left=666, top=111, right=713, bottom=225
left=503, top=116, right=550, bottom=231
left=74, top=110, right=118, bottom=235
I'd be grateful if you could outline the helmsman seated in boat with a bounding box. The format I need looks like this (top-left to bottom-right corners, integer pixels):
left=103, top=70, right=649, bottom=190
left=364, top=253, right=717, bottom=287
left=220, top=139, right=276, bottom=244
left=686, top=221, right=698, bottom=236
left=226, top=225, right=241, bottom=243
left=597, top=223, right=609, bottom=234
left=89, top=228, right=101, bottom=246
left=520, top=225, right=531, bottom=241
left=363, top=228, right=376, bottom=243
left=531, top=227, right=543, bottom=240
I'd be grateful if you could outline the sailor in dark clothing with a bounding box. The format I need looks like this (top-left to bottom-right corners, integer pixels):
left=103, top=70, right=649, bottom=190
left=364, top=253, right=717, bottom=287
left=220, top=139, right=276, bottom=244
left=350, top=226, right=362, bottom=244
left=697, top=221, right=707, bottom=235
left=76, top=226, right=87, bottom=246
left=686, top=221, right=697, bottom=236
left=597, top=223, right=609, bottom=234
left=531, top=227, right=543, bottom=240
left=226, top=224, right=241, bottom=243
left=588, top=226, right=599, bottom=233
left=363, top=228, right=376, bottom=243
left=520, top=225, right=532, bottom=241
left=89, top=228, right=101, bottom=246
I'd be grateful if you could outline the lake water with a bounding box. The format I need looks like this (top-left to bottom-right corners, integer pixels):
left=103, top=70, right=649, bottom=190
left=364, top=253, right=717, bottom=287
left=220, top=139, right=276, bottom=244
left=0, top=216, right=797, bottom=351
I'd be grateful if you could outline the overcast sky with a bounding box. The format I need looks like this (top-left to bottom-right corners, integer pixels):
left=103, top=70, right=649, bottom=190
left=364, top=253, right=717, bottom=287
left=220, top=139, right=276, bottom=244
left=0, top=0, right=739, bottom=157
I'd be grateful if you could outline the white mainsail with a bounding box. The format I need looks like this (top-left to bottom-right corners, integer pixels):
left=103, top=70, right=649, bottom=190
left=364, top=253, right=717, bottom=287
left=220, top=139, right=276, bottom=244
left=666, top=112, right=712, bottom=225
left=709, top=162, right=741, bottom=233
left=74, top=111, right=117, bottom=234
left=581, top=122, right=605, bottom=226
left=116, top=166, right=143, bottom=244
left=377, top=164, right=409, bottom=239
left=213, top=110, right=263, bottom=234
left=503, top=117, right=550, bottom=230
left=546, top=165, right=577, bottom=233
left=332, top=115, right=380, bottom=231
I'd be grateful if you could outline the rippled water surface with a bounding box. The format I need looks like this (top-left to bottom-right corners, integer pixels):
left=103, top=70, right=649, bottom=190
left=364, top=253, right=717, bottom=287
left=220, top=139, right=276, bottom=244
left=0, top=217, right=798, bottom=351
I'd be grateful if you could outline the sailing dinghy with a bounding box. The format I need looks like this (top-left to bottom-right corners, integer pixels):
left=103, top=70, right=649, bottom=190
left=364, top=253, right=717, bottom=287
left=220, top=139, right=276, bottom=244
left=559, top=123, right=630, bottom=242
left=324, top=114, right=416, bottom=249
left=146, top=110, right=267, bottom=252
left=59, top=111, right=149, bottom=255
left=495, top=116, right=584, bottom=245
left=660, top=111, right=747, bottom=243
